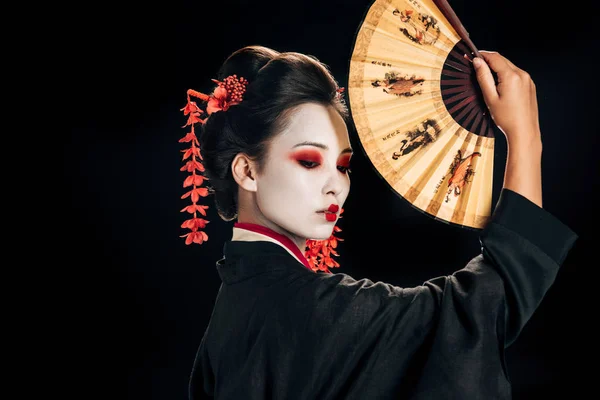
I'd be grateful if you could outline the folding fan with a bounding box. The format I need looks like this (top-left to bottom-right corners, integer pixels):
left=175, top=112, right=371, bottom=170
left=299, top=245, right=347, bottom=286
left=348, top=0, right=494, bottom=229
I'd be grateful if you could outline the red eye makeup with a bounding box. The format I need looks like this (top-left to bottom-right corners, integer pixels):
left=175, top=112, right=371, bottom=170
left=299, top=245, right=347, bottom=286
left=289, top=149, right=323, bottom=166
left=289, top=148, right=352, bottom=172
left=337, top=153, right=352, bottom=168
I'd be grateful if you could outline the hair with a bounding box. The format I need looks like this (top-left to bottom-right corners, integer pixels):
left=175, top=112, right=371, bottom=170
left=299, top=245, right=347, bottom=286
left=199, top=45, right=349, bottom=221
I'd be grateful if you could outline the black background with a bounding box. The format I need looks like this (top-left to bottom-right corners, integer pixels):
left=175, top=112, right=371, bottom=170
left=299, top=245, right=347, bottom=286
left=70, top=0, right=598, bottom=398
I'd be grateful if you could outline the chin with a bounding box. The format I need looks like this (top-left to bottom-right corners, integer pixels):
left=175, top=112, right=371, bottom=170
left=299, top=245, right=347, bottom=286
left=308, top=226, right=335, bottom=241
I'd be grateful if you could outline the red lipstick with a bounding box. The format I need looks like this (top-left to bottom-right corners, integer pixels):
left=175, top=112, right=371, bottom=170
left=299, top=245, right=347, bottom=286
left=325, top=213, right=337, bottom=222
left=324, top=204, right=339, bottom=221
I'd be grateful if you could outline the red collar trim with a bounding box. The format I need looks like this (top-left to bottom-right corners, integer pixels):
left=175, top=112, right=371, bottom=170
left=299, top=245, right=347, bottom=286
left=233, top=222, right=313, bottom=272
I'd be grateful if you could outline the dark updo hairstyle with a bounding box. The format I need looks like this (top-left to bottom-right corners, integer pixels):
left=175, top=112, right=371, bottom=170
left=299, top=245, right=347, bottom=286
left=199, top=45, right=348, bottom=221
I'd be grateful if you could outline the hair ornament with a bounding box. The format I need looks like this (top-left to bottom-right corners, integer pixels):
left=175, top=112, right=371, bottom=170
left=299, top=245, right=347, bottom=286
left=178, top=74, right=248, bottom=245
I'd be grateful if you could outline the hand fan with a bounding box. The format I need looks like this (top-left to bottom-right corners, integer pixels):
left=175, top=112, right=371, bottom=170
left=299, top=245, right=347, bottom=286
left=348, top=0, right=494, bottom=229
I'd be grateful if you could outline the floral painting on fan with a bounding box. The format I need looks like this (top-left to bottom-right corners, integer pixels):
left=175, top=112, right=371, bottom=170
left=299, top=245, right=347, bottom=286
left=371, top=70, right=425, bottom=97
left=444, top=149, right=481, bottom=202
left=392, top=6, right=441, bottom=45
left=392, top=118, right=441, bottom=159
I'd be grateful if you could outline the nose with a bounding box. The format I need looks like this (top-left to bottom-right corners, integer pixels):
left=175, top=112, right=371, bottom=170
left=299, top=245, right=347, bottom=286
left=322, top=164, right=348, bottom=197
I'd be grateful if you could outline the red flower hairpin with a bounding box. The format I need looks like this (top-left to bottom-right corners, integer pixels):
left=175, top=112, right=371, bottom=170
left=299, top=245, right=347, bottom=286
left=183, top=74, right=249, bottom=125
left=179, top=75, right=248, bottom=245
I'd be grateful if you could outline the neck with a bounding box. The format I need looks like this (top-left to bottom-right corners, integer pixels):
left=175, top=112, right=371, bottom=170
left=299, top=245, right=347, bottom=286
left=232, top=222, right=313, bottom=272
left=236, top=214, right=306, bottom=254
left=236, top=195, right=307, bottom=254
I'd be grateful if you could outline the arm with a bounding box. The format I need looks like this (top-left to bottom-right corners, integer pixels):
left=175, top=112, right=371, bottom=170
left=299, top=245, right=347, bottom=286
left=471, top=51, right=578, bottom=343
left=308, top=195, right=576, bottom=398
left=473, top=51, right=543, bottom=207
left=314, top=54, right=577, bottom=393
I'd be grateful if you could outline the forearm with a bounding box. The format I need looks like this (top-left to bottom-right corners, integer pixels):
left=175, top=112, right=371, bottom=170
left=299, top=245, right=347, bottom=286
left=502, top=135, right=543, bottom=208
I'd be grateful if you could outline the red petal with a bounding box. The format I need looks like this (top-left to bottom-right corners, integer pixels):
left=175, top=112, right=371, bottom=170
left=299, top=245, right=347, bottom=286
left=196, top=187, right=209, bottom=197
left=197, top=205, right=209, bottom=216
left=181, top=101, right=199, bottom=116
left=183, top=175, right=194, bottom=187
left=207, top=98, right=222, bottom=115
left=213, top=87, right=228, bottom=100
left=178, top=132, right=194, bottom=143
left=193, top=175, right=205, bottom=186
left=193, top=160, right=204, bottom=171
left=181, top=148, right=193, bottom=160
left=180, top=205, right=195, bottom=214
left=193, top=231, right=206, bottom=244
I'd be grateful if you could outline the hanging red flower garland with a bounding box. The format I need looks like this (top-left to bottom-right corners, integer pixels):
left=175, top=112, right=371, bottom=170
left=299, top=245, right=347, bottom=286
left=179, top=75, right=249, bottom=245
left=179, top=97, right=210, bottom=245
left=305, top=208, right=345, bottom=273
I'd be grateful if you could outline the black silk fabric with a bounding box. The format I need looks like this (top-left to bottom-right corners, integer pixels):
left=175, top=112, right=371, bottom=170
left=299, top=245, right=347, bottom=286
left=189, top=189, right=578, bottom=399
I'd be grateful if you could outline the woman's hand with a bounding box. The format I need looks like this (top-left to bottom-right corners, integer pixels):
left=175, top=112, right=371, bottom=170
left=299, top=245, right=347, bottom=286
left=473, top=51, right=543, bottom=208
left=473, top=51, right=541, bottom=149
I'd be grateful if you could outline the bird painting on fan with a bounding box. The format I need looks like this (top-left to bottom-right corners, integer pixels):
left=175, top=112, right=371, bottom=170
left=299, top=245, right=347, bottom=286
left=371, top=71, right=425, bottom=97
left=392, top=118, right=440, bottom=159
left=392, top=8, right=441, bottom=45
left=444, top=149, right=481, bottom=203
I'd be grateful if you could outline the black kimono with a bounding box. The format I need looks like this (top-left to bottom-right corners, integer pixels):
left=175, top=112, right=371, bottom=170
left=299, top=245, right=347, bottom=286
left=189, top=189, right=578, bottom=399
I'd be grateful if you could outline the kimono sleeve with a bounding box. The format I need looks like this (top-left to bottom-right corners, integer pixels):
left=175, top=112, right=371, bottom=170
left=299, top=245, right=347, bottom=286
left=420, top=190, right=576, bottom=394
left=312, top=189, right=577, bottom=398
left=476, top=189, right=578, bottom=344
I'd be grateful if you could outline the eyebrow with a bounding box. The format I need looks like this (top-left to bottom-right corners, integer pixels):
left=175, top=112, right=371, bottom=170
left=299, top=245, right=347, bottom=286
left=292, top=141, right=353, bottom=154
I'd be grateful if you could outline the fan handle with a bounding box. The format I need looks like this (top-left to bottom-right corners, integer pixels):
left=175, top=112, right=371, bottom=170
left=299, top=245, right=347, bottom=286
left=433, top=0, right=481, bottom=58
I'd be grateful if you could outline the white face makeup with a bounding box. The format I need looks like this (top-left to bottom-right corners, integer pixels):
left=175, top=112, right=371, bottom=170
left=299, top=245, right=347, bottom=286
left=254, top=103, right=352, bottom=248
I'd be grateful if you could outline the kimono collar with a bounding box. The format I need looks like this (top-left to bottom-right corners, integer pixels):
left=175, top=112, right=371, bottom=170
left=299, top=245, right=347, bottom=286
left=231, top=222, right=313, bottom=271
left=216, top=234, right=317, bottom=284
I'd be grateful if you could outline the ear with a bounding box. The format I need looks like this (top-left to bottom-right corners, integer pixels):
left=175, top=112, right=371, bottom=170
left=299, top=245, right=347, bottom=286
left=231, top=153, right=258, bottom=192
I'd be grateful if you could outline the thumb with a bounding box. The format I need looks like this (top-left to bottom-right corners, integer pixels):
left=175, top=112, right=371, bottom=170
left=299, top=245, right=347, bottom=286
left=473, top=57, right=498, bottom=105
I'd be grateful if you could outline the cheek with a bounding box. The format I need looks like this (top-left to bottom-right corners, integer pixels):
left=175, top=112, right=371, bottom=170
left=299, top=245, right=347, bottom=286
left=341, top=177, right=351, bottom=202
left=258, top=165, right=310, bottom=204
left=294, top=172, right=326, bottom=196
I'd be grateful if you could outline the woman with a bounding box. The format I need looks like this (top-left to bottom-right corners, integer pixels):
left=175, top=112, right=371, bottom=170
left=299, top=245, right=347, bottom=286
left=184, top=45, right=577, bottom=399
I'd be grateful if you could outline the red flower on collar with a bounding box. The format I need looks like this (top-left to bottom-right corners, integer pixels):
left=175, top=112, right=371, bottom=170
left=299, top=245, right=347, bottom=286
left=305, top=208, right=345, bottom=273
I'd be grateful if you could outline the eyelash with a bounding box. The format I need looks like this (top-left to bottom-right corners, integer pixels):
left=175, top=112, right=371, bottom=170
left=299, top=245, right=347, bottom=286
left=298, top=160, right=352, bottom=174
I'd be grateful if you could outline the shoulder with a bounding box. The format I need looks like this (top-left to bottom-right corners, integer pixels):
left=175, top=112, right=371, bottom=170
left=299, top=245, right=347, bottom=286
left=302, top=271, right=437, bottom=323
left=312, top=270, right=425, bottom=298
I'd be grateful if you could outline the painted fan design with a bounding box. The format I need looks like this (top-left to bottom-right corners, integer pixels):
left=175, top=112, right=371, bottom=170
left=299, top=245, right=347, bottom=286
left=348, top=0, right=494, bottom=229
